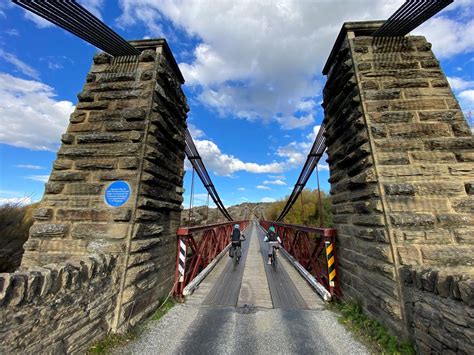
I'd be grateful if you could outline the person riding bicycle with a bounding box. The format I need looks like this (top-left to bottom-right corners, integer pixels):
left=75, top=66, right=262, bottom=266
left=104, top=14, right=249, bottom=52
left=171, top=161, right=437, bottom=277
left=264, top=226, right=281, bottom=264
left=229, top=224, right=245, bottom=258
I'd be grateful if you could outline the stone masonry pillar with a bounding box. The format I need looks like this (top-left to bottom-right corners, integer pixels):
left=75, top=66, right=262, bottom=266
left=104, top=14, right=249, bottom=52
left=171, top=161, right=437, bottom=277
left=21, top=39, right=188, bottom=331
left=322, top=21, right=474, bottom=350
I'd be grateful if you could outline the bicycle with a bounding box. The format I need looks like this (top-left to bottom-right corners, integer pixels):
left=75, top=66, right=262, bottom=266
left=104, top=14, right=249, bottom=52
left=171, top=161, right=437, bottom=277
left=231, top=241, right=242, bottom=266
left=268, top=241, right=279, bottom=269
left=229, top=234, right=246, bottom=267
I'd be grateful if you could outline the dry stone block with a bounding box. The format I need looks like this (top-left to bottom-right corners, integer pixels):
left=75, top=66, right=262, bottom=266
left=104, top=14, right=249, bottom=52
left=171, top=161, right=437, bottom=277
left=93, top=52, right=112, bottom=64
left=30, top=223, right=69, bottom=238
left=33, top=208, right=53, bottom=221
left=50, top=171, right=87, bottom=182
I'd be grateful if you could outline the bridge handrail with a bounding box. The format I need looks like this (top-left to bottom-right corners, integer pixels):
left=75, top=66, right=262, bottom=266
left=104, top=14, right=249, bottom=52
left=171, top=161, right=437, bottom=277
left=261, top=220, right=336, bottom=237
left=173, top=220, right=249, bottom=297
left=177, top=220, right=247, bottom=236
left=259, top=220, right=340, bottom=298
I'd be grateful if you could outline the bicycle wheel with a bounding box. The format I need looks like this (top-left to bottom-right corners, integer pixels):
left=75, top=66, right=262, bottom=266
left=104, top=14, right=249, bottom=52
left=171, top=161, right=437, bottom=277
left=272, top=248, right=277, bottom=269
left=233, top=247, right=239, bottom=266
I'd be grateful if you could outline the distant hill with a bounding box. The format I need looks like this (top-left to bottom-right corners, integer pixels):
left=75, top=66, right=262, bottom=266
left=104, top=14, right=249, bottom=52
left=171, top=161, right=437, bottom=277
left=181, top=202, right=271, bottom=226
left=181, top=188, right=332, bottom=227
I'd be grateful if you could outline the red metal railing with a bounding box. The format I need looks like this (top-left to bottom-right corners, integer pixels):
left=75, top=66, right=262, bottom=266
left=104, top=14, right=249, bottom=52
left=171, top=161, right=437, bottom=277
left=259, top=220, right=340, bottom=297
left=173, top=220, right=249, bottom=297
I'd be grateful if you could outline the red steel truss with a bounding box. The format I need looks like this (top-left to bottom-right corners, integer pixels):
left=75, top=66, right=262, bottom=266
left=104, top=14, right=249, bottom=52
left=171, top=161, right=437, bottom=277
left=259, top=220, right=340, bottom=297
left=173, top=220, right=249, bottom=297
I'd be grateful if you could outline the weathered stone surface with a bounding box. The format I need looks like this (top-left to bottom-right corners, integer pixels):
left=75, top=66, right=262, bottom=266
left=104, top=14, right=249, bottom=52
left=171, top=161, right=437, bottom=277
left=390, top=213, right=436, bottom=227
left=123, top=108, right=147, bottom=121
left=30, top=223, right=69, bottom=238
left=61, top=134, right=74, bottom=144
left=45, top=182, right=64, bottom=194
left=388, top=123, right=451, bottom=138
left=71, top=223, right=128, bottom=239
left=33, top=208, right=53, bottom=221
left=70, top=112, right=86, bottom=123
left=53, top=160, right=73, bottom=170
left=421, top=246, right=474, bottom=266
left=76, top=160, right=115, bottom=170
left=370, top=111, right=413, bottom=123
left=119, top=157, right=139, bottom=169
left=93, top=52, right=111, bottom=64
left=56, top=209, right=109, bottom=222
left=50, top=171, right=87, bottom=182
left=64, top=183, right=103, bottom=195
left=139, top=49, right=156, bottom=62
left=77, top=91, right=94, bottom=102
left=384, top=183, right=416, bottom=196
left=76, top=101, right=109, bottom=110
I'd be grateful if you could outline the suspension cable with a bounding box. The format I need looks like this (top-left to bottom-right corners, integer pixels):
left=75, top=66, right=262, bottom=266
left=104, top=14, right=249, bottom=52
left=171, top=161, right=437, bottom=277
left=204, top=192, right=210, bottom=224
left=316, top=164, right=323, bottom=227
left=188, top=167, right=195, bottom=226
left=185, top=128, right=233, bottom=221
left=276, top=125, right=327, bottom=222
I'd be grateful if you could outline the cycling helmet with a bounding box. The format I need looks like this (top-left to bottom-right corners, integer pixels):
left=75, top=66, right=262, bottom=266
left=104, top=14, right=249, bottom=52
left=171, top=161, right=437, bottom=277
left=234, top=224, right=240, bottom=229
left=269, top=226, right=275, bottom=232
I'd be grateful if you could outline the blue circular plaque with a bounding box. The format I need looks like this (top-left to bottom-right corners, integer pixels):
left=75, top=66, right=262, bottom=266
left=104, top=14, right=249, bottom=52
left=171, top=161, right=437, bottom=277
left=104, top=181, right=131, bottom=207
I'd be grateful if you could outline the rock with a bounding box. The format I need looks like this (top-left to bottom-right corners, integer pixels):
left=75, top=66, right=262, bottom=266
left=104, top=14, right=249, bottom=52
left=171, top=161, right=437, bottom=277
left=93, top=52, right=111, bottom=64
left=30, top=223, right=69, bottom=238
left=458, top=279, right=474, bottom=306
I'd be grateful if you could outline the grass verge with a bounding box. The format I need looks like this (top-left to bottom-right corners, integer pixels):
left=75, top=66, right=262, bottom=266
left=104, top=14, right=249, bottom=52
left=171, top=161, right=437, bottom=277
left=88, top=298, right=175, bottom=354
left=327, top=301, right=415, bottom=354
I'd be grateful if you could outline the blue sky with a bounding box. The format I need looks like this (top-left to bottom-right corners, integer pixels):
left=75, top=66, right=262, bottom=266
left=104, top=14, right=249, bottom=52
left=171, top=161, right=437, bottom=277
left=0, top=0, right=473, bottom=207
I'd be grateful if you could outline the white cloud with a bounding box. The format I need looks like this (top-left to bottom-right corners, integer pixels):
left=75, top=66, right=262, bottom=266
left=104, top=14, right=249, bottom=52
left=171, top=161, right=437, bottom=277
left=78, top=0, right=105, bottom=20
left=0, top=49, right=40, bottom=79
left=268, top=175, right=285, bottom=180
left=117, top=0, right=404, bottom=128
left=16, top=164, right=44, bottom=170
left=276, top=124, right=329, bottom=171
left=263, top=179, right=286, bottom=186
left=5, top=29, right=19, bottom=36
left=237, top=187, right=245, bottom=191
left=459, top=90, right=474, bottom=116
left=0, top=197, right=32, bottom=206
left=415, top=14, right=474, bottom=59
left=0, top=73, right=74, bottom=151
left=257, top=185, right=271, bottom=190
left=448, top=76, right=474, bottom=91
left=188, top=123, right=205, bottom=139
left=26, top=175, right=50, bottom=183
left=23, top=12, right=54, bottom=28
left=261, top=197, right=276, bottom=203
left=194, top=139, right=285, bottom=176
left=276, top=114, right=315, bottom=130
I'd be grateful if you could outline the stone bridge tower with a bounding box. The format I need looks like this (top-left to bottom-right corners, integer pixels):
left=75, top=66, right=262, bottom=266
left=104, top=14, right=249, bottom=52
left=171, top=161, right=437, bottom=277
left=323, top=22, right=474, bottom=352
left=20, top=39, right=188, bottom=332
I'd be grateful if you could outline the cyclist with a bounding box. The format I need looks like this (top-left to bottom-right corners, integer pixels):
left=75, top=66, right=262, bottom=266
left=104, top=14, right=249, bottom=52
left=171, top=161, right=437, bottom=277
left=264, top=226, right=282, bottom=264
left=229, top=224, right=245, bottom=259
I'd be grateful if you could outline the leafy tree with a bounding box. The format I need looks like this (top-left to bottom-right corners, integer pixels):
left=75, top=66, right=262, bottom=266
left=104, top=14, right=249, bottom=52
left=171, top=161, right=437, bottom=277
left=265, top=188, right=332, bottom=227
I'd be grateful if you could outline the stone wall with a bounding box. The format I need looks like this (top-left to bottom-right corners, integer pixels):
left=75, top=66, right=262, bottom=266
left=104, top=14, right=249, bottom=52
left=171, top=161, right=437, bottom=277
left=0, top=38, right=188, bottom=351
left=0, top=254, right=117, bottom=353
left=403, top=267, right=474, bottom=354
left=322, top=22, right=474, bottom=353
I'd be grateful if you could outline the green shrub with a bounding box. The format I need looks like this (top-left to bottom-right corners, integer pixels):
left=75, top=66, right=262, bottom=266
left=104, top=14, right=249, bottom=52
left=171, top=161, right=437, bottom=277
left=329, top=301, right=415, bottom=354
left=0, top=202, right=37, bottom=272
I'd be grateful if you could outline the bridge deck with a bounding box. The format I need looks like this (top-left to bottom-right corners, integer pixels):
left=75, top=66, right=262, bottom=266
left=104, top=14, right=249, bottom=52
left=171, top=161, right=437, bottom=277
left=114, top=221, right=368, bottom=354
